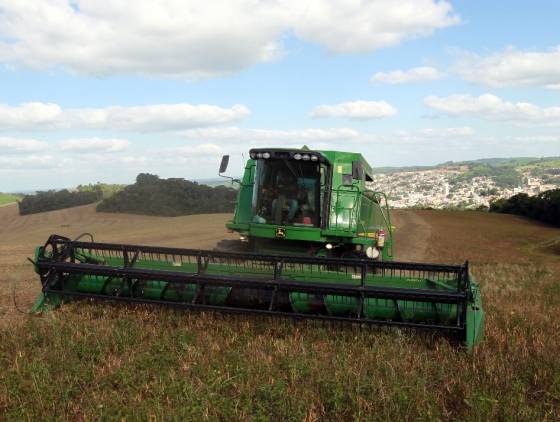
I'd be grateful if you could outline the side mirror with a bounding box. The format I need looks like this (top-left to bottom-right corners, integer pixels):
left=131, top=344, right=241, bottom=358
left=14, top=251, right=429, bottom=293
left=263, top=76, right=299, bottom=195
left=219, top=155, right=230, bottom=174
left=352, top=160, right=364, bottom=180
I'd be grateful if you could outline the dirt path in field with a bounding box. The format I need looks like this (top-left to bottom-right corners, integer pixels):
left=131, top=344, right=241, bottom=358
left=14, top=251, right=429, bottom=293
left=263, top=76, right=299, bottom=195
left=390, top=209, right=432, bottom=262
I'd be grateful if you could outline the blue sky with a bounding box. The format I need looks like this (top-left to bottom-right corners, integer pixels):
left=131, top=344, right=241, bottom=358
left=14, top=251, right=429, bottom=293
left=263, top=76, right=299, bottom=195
left=0, top=1, right=559, bottom=191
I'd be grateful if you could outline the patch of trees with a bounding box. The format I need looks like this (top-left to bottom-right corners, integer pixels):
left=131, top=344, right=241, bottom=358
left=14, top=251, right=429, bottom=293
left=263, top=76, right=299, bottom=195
left=96, top=173, right=237, bottom=216
left=77, top=183, right=125, bottom=199
left=18, top=190, right=99, bottom=215
left=489, top=189, right=560, bottom=227
left=460, top=164, right=522, bottom=188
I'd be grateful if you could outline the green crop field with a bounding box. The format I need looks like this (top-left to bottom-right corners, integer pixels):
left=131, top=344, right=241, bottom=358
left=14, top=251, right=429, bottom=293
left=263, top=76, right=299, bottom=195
left=0, top=205, right=559, bottom=420
left=0, top=193, right=20, bottom=206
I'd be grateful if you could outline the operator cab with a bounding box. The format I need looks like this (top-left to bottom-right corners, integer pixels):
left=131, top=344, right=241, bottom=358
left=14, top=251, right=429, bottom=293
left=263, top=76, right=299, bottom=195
left=249, top=149, right=328, bottom=228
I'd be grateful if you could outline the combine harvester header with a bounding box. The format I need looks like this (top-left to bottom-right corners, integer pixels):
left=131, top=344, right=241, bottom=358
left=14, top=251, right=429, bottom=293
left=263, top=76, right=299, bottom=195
left=30, top=147, right=484, bottom=350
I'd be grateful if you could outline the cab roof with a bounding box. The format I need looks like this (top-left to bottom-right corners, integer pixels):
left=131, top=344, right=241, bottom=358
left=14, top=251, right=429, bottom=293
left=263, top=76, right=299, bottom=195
left=248, top=147, right=373, bottom=181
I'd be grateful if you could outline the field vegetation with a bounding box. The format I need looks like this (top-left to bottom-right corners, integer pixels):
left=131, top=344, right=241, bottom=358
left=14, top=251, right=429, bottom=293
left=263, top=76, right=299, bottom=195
left=0, top=193, right=21, bottom=206
left=0, top=205, right=559, bottom=419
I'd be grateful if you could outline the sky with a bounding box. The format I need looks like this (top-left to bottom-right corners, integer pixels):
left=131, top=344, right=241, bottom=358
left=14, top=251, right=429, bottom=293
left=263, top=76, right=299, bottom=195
left=0, top=0, right=559, bottom=191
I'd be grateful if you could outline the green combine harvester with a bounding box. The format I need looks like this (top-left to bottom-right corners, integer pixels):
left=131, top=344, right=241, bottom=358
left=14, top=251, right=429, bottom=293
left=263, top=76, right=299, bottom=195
left=31, top=147, right=484, bottom=350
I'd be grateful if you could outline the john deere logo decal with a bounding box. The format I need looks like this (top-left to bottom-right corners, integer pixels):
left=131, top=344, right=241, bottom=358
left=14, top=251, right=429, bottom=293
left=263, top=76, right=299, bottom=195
left=275, top=228, right=286, bottom=238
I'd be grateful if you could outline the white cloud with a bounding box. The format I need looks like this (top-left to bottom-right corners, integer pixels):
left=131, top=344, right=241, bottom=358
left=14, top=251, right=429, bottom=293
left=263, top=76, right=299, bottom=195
left=509, top=135, right=560, bottom=144
left=453, top=46, right=560, bottom=89
left=182, top=127, right=361, bottom=142
left=0, top=102, right=249, bottom=131
left=371, top=66, right=445, bottom=84
left=0, top=155, right=57, bottom=170
left=372, top=127, right=475, bottom=145
left=161, top=143, right=224, bottom=157
left=293, top=0, right=459, bottom=54
left=310, top=101, right=397, bottom=120
left=58, top=138, right=130, bottom=152
left=0, top=137, right=49, bottom=153
left=419, top=127, right=473, bottom=138
left=0, top=102, right=63, bottom=129
left=424, top=93, right=560, bottom=127
left=0, top=1, right=459, bottom=78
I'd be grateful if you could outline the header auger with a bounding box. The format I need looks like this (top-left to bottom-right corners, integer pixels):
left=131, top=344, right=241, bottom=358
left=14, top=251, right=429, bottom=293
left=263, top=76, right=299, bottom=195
left=30, top=147, right=484, bottom=350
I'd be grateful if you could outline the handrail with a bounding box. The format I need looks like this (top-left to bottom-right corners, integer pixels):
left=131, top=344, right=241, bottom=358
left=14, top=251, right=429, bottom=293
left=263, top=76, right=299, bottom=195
left=367, top=190, right=394, bottom=258
left=366, top=190, right=393, bottom=235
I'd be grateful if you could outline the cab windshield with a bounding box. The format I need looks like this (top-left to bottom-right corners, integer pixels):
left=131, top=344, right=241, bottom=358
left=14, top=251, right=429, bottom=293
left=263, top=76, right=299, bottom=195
left=252, top=159, right=323, bottom=227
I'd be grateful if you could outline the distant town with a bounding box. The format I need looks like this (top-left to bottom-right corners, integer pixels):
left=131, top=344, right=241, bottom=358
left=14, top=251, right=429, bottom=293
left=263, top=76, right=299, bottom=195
left=367, top=157, right=560, bottom=209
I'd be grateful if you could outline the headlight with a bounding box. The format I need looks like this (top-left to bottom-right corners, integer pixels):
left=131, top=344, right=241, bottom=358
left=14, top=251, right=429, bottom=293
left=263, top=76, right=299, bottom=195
left=366, top=246, right=380, bottom=259
left=294, top=153, right=302, bottom=160
left=262, top=152, right=271, bottom=159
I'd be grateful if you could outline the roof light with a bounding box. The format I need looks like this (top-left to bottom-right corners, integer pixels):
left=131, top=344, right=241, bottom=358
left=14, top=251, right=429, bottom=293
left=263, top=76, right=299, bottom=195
left=262, top=152, right=271, bottom=159
left=302, top=154, right=310, bottom=161
left=250, top=152, right=256, bottom=159
left=294, top=153, right=302, bottom=160
left=257, top=152, right=263, bottom=158
left=310, top=155, right=318, bottom=161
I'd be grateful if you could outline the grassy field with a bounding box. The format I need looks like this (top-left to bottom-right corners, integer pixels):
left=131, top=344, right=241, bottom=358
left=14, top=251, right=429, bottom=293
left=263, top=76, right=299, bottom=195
left=0, top=204, right=559, bottom=420
left=0, top=193, right=20, bottom=206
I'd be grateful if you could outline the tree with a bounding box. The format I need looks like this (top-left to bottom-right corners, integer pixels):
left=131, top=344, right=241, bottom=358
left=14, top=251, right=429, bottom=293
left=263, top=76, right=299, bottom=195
left=96, top=174, right=238, bottom=216
left=18, top=190, right=98, bottom=215
left=489, top=189, right=560, bottom=227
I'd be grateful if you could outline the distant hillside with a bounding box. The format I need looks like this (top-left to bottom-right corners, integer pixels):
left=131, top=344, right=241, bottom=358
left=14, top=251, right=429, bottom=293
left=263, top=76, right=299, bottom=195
left=374, top=156, right=560, bottom=189
left=373, top=156, right=560, bottom=174
left=0, top=193, right=21, bottom=206
left=194, top=178, right=238, bottom=188
left=370, top=156, right=560, bottom=210
left=97, top=173, right=237, bottom=216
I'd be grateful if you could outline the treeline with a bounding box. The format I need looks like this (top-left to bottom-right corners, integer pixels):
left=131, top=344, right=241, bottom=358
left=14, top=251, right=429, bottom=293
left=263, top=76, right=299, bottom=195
left=96, top=173, right=237, bottom=216
left=18, top=190, right=100, bottom=215
left=490, top=188, right=560, bottom=227
left=77, top=183, right=125, bottom=198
